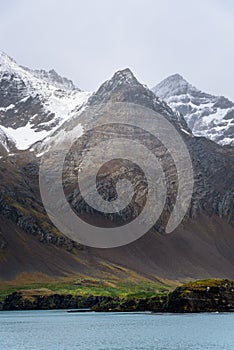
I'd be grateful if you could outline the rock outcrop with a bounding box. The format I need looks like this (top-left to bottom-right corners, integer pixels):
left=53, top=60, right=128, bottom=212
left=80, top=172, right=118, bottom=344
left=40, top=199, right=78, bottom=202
left=164, top=279, right=234, bottom=312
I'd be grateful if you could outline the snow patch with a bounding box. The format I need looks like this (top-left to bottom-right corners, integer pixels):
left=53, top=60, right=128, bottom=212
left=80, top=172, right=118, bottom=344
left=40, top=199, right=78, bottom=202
left=1, top=123, right=48, bottom=150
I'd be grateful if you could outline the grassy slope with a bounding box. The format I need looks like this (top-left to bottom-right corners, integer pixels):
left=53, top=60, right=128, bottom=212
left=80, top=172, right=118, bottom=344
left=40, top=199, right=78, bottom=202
left=0, top=274, right=175, bottom=302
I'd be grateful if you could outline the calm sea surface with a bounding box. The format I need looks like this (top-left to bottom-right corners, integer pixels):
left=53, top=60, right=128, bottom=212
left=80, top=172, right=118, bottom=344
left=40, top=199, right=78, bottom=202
left=0, top=310, right=233, bottom=350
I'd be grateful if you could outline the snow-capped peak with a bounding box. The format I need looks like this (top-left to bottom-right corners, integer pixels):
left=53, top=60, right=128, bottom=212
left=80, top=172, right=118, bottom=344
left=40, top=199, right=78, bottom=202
left=152, top=74, right=234, bottom=146
left=153, top=74, right=201, bottom=101
left=0, top=51, right=79, bottom=92
left=0, top=51, right=92, bottom=150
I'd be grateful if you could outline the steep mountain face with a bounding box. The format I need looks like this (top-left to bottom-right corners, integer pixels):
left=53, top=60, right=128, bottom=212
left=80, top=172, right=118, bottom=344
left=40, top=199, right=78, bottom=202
left=0, top=67, right=233, bottom=283
left=0, top=51, right=91, bottom=151
left=51, top=69, right=234, bottom=235
left=152, top=74, right=234, bottom=146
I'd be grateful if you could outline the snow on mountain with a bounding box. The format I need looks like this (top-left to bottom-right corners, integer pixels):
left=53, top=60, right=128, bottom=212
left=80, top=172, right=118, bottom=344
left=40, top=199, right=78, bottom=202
left=152, top=74, right=234, bottom=146
left=23, top=67, right=80, bottom=91
left=0, top=51, right=91, bottom=150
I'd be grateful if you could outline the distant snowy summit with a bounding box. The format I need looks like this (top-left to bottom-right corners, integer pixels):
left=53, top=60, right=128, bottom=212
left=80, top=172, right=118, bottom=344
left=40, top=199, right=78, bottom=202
left=0, top=51, right=91, bottom=150
left=152, top=74, right=234, bottom=146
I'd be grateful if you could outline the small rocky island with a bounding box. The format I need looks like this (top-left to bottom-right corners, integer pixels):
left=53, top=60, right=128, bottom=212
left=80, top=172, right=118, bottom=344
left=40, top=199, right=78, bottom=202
left=0, top=279, right=234, bottom=313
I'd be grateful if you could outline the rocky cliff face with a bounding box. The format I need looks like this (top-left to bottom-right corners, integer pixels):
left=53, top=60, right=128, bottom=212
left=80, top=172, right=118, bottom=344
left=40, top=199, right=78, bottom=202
left=164, top=279, right=234, bottom=312
left=0, top=291, right=167, bottom=312
left=152, top=74, right=234, bottom=146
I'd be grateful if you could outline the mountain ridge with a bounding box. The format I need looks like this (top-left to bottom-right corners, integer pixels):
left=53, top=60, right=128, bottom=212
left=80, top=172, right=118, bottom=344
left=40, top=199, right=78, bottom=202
left=0, top=51, right=233, bottom=150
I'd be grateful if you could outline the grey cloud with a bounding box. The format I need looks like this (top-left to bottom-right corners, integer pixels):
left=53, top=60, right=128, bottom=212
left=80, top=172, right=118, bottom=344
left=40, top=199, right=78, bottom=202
left=0, top=0, right=234, bottom=99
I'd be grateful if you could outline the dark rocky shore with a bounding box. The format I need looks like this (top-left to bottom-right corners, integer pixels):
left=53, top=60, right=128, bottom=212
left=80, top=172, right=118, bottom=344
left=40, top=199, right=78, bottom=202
left=0, top=292, right=167, bottom=312
left=163, top=279, right=234, bottom=313
left=1, top=279, right=234, bottom=313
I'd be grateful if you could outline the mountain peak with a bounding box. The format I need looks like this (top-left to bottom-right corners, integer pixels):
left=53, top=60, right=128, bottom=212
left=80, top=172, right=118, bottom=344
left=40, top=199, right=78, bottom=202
left=0, top=51, right=80, bottom=92
left=85, top=68, right=190, bottom=134
left=86, top=68, right=143, bottom=106
left=152, top=73, right=191, bottom=100
left=152, top=74, right=234, bottom=146
left=97, top=68, right=140, bottom=92
left=111, top=68, right=138, bottom=85
left=164, top=73, right=186, bottom=82
left=0, top=51, right=90, bottom=150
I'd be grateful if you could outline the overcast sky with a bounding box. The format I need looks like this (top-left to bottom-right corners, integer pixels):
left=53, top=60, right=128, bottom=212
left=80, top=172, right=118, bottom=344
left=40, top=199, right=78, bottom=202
left=0, top=0, right=234, bottom=99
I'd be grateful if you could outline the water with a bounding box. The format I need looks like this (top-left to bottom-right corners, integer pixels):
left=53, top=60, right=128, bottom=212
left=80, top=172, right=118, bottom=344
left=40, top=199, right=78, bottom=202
left=0, top=310, right=233, bottom=350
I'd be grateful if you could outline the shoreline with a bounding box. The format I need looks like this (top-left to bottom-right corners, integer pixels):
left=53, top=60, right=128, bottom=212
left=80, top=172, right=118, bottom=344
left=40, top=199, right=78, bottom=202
left=1, top=309, right=234, bottom=314
left=1, top=278, right=234, bottom=313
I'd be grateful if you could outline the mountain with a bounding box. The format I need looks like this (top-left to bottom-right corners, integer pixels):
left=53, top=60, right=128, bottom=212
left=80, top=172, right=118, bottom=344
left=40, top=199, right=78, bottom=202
left=0, top=64, right=233, bottom=285
left=152, top=74, right=234, bottom=146
left=0, top=51, right=91, bottom=151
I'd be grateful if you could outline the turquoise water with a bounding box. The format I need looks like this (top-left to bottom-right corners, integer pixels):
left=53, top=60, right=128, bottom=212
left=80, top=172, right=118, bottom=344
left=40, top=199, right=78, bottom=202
left=0, top=310, right=234, bottom=350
